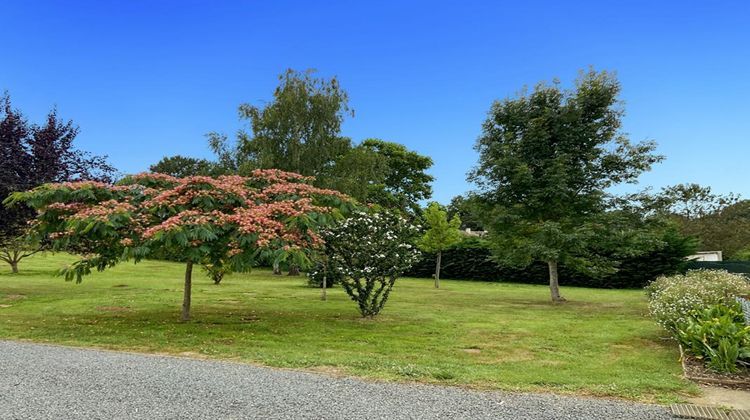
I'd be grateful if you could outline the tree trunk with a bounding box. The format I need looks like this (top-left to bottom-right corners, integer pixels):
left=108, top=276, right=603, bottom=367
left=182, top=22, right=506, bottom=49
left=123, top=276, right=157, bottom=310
left=10, top=260, right=19, bottom=274
left=212, top=270, right=223, bottom=285
left=287, top=265, right=300, bottom=276
left=321, top=274, right=327, bottom=301
left=272, top=261, right=281, bottom=275
left=181, top=261, right=193, bottom=321
left=434, top=251, right=442, bottom=289
left=547, top=260, right=565, bottom=302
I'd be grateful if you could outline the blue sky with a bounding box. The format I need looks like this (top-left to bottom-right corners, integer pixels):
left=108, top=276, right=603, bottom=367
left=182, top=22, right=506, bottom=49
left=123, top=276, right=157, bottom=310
left=1, top=1, right=748, bottom=203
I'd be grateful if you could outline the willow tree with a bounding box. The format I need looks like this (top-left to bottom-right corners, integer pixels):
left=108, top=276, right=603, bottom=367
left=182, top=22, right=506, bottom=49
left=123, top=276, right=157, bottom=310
left=8, top=170, right=352, bottom=320
left=469, top=70, right=661, bottom=302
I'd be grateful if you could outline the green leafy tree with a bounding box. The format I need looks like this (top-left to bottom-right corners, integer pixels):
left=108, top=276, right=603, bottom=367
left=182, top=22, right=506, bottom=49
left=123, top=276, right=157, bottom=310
left=469, top=70, right=662, bottom=302
left=733, top=246, right=750, bottom=261
left=652, top=185, right=747, bottom=258
left=214, top=69, right=352, bottom=178
left=690, top=200, right=750, bottom=259
left=357, top=139, right=433, bottom=215
left=322, top=145, right=388, bottom=203
left=206, top=70, right=433, bottom=216
left=324, top=139, right=434, bottom=215
left=150, top=155, right=220, bottom=178
left=658, top=183, right=739, bottom=220
left=446, top=194, right=484, bottom=231
left=418, top=202, right=462, bottom=288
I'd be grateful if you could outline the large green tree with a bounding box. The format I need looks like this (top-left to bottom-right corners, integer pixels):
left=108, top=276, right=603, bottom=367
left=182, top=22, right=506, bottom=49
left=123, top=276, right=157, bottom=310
left=221, top=69, right=353, bottom=178
left=469, top=70, right=662, bottom=302
left=205, top=69, right=434, bottom=215
left=446, top=193, right=484, bottom=231
left=150, top=155, right=220, bottom=178
left=325, top=139, right=434, bottom=215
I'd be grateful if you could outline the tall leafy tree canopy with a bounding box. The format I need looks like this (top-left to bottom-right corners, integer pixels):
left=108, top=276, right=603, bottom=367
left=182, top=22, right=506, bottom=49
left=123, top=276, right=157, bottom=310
left=357, top=139, right=433, bottom=215
left=469, top=70, right=662, bottom=301
left=324, top=139, right=434, bottom=215
left=446, top=194, right=484, bottom=231
left=223, top=69, right=353, bottom=178
left=196, top=70, right=434, bottom=215
left=641, top=183, right=747, bottom=258
left=150, top=155, right=220, bottom=178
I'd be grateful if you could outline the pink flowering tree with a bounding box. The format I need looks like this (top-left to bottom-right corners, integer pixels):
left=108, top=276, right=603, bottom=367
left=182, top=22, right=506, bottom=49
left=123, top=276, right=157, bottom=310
left=8, top=170, right=353, bottom=320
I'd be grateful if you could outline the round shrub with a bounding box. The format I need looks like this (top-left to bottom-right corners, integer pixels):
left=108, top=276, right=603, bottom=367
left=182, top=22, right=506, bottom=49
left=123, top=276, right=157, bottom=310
left=320, top=210, right=421, bottom=317
left=645, top=270, right=750, bottom=332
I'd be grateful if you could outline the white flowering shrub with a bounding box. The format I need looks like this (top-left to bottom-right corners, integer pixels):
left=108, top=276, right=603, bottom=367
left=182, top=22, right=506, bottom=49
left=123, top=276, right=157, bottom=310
left=320, top=211, right=421, bottom=317
left=646, top=270, right=750, bottom=332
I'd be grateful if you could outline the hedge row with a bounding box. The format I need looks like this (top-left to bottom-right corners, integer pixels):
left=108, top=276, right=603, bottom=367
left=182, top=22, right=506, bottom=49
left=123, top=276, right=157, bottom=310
left=404, top=235, right=695, bottom=289
left=685, top=261, right=750, bottom=274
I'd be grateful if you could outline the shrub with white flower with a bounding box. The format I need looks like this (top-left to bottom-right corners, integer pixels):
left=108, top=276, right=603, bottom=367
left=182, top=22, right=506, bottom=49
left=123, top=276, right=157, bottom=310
left=320, top=210, right=420, bottom=317
left=645, top=269, right=750, bottom=332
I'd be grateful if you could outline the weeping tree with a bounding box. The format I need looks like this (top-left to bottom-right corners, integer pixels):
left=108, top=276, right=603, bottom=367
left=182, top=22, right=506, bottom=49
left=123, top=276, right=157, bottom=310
left=469, top=70, right=662, bottom=302
left=7, top=170, right=353, bottom=320
left=319, top=211, right=420, bottom=317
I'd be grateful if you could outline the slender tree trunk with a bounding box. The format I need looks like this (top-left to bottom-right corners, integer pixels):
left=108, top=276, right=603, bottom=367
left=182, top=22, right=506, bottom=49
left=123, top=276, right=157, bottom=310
left=547, top=260, right=565, bottom=302
left=10, top=260, right=19, bottom=274
left=181, top=261, right=193, bottom=321
left=434, top=251, right=442, bottom=289
left=321, top=274, right=327, bottom=301
left=272, top=261, right=281, bottom=275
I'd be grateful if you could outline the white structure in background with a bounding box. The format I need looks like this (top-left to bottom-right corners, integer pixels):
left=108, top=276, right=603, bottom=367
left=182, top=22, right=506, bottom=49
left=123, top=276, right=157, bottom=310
left=688, top=251, right=723, bottom=262
left=462, top=228, right=487, bottom=237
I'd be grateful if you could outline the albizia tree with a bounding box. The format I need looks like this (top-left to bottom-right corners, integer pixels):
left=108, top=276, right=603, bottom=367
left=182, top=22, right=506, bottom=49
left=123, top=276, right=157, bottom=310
left=7, top=169, right=353, bottom=320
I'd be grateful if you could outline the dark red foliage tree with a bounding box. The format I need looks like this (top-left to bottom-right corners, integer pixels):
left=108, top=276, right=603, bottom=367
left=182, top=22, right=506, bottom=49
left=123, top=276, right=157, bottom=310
left=0, top=93, right=115, bottom=272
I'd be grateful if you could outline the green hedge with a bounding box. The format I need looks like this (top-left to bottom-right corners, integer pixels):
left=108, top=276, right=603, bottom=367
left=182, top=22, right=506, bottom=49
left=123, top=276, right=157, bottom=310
left=406, top=233, right=695, bottom=289
left=685, top=261, right=750, bottom=275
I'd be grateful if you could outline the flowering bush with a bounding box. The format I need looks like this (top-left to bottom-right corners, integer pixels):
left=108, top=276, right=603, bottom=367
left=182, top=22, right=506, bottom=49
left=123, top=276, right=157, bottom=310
left=8, top=170, right=353, bottom=320
left=319, top=211, right=420, bottom=317
left=646, top=270, right=750, bottom=332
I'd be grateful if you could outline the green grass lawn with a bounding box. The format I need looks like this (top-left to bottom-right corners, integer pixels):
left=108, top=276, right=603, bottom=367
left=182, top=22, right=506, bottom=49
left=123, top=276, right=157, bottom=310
left=0, top=253, right=694, bottom=403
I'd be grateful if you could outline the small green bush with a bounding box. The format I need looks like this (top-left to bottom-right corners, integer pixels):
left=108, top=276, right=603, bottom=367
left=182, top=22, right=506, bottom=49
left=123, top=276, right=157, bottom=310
left=677, top=303, right=750, bottom=373
left=645, top=270, right=750, bottom=332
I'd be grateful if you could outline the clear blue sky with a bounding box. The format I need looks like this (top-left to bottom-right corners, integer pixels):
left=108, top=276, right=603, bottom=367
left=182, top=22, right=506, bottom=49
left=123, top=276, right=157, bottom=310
left=1, top=1, right=748, bottom=203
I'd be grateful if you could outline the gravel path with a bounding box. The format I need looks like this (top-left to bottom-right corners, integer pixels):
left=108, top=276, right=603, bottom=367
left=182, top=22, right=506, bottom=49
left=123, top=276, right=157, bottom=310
left=0, top=340, right=672, bottom=419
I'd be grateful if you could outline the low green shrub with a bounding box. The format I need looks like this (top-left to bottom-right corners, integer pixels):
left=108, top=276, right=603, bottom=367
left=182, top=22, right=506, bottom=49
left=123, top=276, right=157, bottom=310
left=645, top=270, right=750, bottom=333
left=677, top=303, right=750, bottom=373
